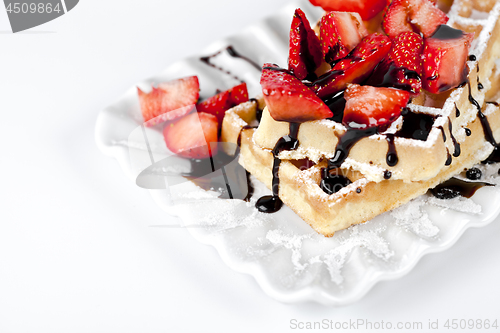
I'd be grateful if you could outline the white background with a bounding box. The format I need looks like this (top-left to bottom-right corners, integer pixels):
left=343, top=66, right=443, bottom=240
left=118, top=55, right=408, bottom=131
left=1, top=1, right=500, bottom=332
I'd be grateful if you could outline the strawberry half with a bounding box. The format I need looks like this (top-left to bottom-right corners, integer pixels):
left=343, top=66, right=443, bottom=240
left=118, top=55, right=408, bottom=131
left=383, top=0, right=448, bottom=38
left=387, top=31, right=424, bottom=94
left=422, top=25, right=474, bottom=94
left=261, top=64, right=333, bottom=122
left=288, top=8, right=323, bottom=80
left=312, top=33, right=392, bottom=100
left=138, top=76, right=199, bottom=126
left=319, top=11, right=369, bottom=64
left=309, top=0, right=387, bottom=20
left=343, top=84, right=410, bottom=130
left=163, top=112, right=219, bottom=159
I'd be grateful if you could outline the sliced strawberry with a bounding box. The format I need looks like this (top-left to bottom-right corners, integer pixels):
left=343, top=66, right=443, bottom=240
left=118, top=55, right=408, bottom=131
left=197, top=90, right=230, bottom=125
left=309, top=0, right=387, bottom=20
left=138, top=76, right=199, bottom=126
left=312, top=33, right=392, bottom=100
left=288, top=8, right=323, bottom=80
left=422, top=25, right=474, bottom=94
left=407, top=0, right=449, bottom=37
left=343, top=84, right=410, bottom=130
left=387, top=31, right=424, bottom=94
left=163, top=112, right=219, bottom=159
left=319, top=11, right=369, bottom=64
left=383, top=0, right=448, bottom=38
left=261, top=64, right=333, bottom=122
left=226, top=82, right=249, bottom=107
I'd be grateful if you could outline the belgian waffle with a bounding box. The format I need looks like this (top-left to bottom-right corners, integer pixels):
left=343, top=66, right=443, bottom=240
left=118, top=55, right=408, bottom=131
left=252, top=0, right=500, bottom=182
left=221, top=0, right=500, bottom=235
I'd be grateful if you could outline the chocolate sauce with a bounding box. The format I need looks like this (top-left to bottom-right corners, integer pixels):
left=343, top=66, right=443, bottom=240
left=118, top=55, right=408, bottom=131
left=320, top=168, right=352, bottom=195
left=249, top=98, right=264, bottom=122
left=366, top=64, right=417, bottom=93
left=431, top=24, right=465, bottom=40
left=200, top=45, right=261, bottom=82
left=465, top=167, right=482, bottom=180
left=430, top=177, right=493, bottom=199
left=328, top=127, right=378, bottom=169
left=469, top=55, right=477, bottom=61
left=486, top=101, right=499, bottom=106
left=256, top=123, right=300, bottom=213
left=482, top=147, right=500, bottom=164
left=243, top=171, right=254, bottom=202
left=455, top=103, right=460, bottom=118
left=396, top=110, right=436, bottom=141
left=384, top=170, right=392, bottom=180
left=236, top=125, right=258, bottom=147
left=319, top=126, right=377, bottom=194
left=324, top=91, right=346, bottom=123
left=448, top=118, right=461, bottom=157
left=468, top=80, right=498, bottom=148
left=386, top=134, right=398, bottom=167
left=439, top=126, right=447, bottom=142
left=445, top=149, right=452, bottom=166
left=465, top=128, right=472, bottom=136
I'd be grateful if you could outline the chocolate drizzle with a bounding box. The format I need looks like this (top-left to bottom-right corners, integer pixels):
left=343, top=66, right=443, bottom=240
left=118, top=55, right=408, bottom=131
left=455, top=103, right=460, bottom=117
left=431, top=177, right=493, bottom=199
left=386, top=134, right=398, bottom=167
left=200, top=45, right=260, bottom=82
left=256, top=123, right=300, bottom=213
left=396, top=109, right=436, bottom=141
left=468, top=80, right=498, bottom=148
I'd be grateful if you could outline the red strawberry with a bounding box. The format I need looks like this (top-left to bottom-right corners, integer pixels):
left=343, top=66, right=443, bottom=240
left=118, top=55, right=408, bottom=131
left=197, top=90, right=230, bottom=125
left=226, top=82, right=249, bottom=107
left=383, top=0, right=448, bottom=38
left=138, top=76, right=199, bottom=126
left=387, top=31, right=424, bottom=94
left=163, top=112, right=219, bottom=159
left=288, top=8, right=323, bottom=80
left=343, top=84, right=410, bottom=130
left=309, top=0, right=387, bottom=20
left=261, top=64, right=333, bottom=122
left=197, top=83, right=249, bottom=126
left=319, top=11, right=369, bottom=64
left=312, top=33, right=392, bottom=100
left=422, top=25, right=474, bottom=94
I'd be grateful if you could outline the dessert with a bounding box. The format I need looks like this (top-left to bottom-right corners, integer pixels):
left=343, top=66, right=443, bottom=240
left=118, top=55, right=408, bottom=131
left=221, top=0, right=500, bottom=235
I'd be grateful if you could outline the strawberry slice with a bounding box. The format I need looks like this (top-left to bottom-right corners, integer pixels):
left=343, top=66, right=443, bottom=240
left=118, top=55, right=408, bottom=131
left=309, top=0, right=387, bottom=20
left=387, top=31, right=424, bottom=94
left=343, top=84, right=410, bottom=130
left=261, top=64, right=333, bottom=122
left=422, top=25, right=474, bottom=94
left=383, top=0, right=448, bottom=38
left=289, top=8, right=323, bottom=80
left=319, top=11, right=369, bottom=64
left=226, top=82, right=249, bottom=107
left=197, top=90, right=230, bottom=125
left=196, top=83, right=249, bottom=126
left=312, top=33, right=392, bottom=100
left=138, top=76, right=199, bottom=126
left=163, top=112, right=219, bottom=159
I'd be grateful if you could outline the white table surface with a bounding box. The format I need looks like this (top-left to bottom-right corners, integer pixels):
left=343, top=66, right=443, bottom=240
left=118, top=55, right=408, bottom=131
left=1, top=1, right=499, bottom=332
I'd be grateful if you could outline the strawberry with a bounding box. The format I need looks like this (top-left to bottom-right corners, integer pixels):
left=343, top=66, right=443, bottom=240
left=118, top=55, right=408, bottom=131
left=138, top=76, right=199, bottom=126
left=343, top=84, right=410, bottom=130
left=197, top=83, right=249, bottom=126
left=226, top=82, right=249, bottom=107
left=312, top=33, right=392, bottom=100
left=319, top=11, right=369, bottom=64
left=288, top=8, right=323, bottom=80
left=422, top=25, right=474, bottom=94
left=382, top=0, right=448, bottom=38
left=163, top=112, right=219, bottom=159
left=387, top=31, right=424, bottom=94
left=261, top=64, right=333, bottom=122
left=197, top=90, right=230, bottom=125
left=309, top=0, right=387, bottom=20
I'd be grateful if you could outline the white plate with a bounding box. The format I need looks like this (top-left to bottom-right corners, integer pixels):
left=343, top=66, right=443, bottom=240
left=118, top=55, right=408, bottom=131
left=95, top=0, right=500, bottom=305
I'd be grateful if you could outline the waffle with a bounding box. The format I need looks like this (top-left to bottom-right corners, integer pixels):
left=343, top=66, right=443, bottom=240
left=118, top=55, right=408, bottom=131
left=220, top=0, right=500, bottom=236
left=252, top=0, right=500, bottom=182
